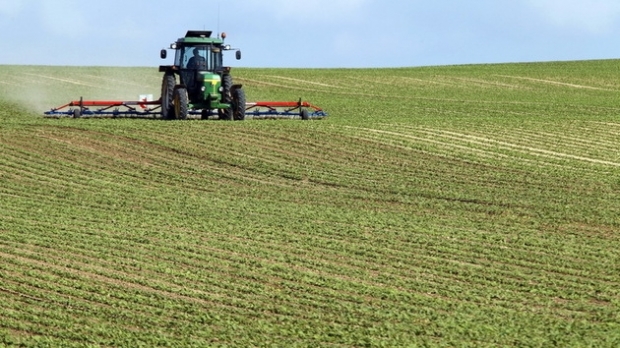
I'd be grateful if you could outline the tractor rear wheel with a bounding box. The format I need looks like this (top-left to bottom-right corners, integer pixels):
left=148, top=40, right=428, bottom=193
left=232, top=88, right=246, bottom=121
left=161, top=73, right=176, bottom=119
left=173, top=87, right=189, bottom=120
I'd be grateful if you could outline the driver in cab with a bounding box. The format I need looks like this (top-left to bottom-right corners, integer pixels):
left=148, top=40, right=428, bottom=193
left=187, top=48, right=206, bottom=69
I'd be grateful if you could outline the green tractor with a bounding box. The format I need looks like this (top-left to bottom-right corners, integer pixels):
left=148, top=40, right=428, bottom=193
left=159, top=30, right=245, bottom=120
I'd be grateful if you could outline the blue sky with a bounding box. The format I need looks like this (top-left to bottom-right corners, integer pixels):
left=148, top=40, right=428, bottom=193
left=1, top=0, right=620, bottom=68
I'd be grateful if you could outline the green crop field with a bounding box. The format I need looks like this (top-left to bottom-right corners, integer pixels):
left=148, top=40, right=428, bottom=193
left=0, top=60, right=619, bottom=347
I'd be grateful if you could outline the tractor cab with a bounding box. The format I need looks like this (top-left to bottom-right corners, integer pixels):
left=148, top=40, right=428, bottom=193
left=160, top=30, right=239, bottom=72
left=174, top=45, right=225, bottom=100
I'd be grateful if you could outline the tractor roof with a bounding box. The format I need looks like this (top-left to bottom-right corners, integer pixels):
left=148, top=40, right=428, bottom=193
left=186, top=30, right=212, bottom=38
left=176, top=30, right=223, bottom=45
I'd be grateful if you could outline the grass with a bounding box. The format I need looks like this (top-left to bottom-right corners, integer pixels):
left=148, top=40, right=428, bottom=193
left=0, top=60, right=619, bottom=347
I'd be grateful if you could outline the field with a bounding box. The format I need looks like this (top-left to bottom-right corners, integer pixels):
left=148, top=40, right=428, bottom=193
left=0, top=60, right=619, bottom=347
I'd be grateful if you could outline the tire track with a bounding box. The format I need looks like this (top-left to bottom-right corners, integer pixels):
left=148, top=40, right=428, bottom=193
left=22, top=73, right=103, bottom=89
left=377, top=126, right=620, bottom=167
left=495, top=75, right=617, bottom=91
left=489, top=129, right=619, bottom=161
left=262, top=75, right=342, bottom=89
left=428, top=129, right=619, bottom=166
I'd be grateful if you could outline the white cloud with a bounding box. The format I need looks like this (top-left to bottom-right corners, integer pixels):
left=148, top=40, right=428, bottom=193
left=527, top=0, right=620, bottom=34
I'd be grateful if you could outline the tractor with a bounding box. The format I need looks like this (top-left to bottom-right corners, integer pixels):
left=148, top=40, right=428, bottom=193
left=159, top=30, right=245, bottom=120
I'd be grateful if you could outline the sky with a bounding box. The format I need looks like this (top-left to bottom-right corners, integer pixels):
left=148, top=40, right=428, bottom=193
left=1, top=0, right=620, bottom=68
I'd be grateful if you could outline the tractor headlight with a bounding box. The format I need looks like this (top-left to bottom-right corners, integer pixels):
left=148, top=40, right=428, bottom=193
left=201, top=86, right=206, bottom=92
left=219, top=86, right=223, bottom=92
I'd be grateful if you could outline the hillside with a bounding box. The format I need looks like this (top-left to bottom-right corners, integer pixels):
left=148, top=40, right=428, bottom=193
left=1, top=61, right=619, bottom=347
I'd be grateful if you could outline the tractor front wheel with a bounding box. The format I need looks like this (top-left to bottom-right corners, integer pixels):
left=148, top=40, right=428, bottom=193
left=232, top=88, right=246, bottom=121
left=221, top=108, right=233, bottom=121
left=221, top=74, right=233, bottom=103
left=217, top=109, right=230, bottom=121
left=173, top=87, right=189, bottom=120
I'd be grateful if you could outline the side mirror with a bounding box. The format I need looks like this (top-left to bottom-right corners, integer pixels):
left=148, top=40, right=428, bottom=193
left=160, top=49, right=167, bottom=59
left=236, top=50, right=241, bottom=60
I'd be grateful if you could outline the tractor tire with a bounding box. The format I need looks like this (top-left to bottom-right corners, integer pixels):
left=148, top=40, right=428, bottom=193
left=173, top=87, right=189, bottom=120
left=300, top=109, right=309, bottom=120
left=218, top=109, right=230, bottom=121
left=232, top=88, right=246, bottom=121
left=221, top=108, right=233, bottom=121
left=160, top=73, right=176, bottom=120
left=221, top=74, right=233, bottom=103
left=218, top=74, right=233, bottom=120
